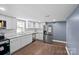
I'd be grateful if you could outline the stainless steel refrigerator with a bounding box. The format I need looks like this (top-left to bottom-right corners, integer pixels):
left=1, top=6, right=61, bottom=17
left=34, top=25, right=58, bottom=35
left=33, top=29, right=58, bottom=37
left=43, top=22, right=53, bottom=44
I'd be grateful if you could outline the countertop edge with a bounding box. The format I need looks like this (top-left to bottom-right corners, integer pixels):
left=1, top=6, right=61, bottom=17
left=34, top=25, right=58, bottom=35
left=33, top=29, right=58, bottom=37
left=6, top=32, right=43, bottom=39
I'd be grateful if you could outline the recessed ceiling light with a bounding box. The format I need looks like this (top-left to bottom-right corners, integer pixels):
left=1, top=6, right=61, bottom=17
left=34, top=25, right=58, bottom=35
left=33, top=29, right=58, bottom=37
left=0, top=7, right=6, bottom=11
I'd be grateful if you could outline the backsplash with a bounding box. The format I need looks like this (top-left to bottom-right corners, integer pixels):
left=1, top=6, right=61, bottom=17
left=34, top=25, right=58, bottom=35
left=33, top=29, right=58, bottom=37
left=0, top=29, right=16, bottom=38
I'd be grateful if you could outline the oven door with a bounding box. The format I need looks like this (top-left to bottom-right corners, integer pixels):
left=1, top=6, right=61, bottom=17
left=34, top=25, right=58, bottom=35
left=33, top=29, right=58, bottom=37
left=0, top=42, right=10, bottom=55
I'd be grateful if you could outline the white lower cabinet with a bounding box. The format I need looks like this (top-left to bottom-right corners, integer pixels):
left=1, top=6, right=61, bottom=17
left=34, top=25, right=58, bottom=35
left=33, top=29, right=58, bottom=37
left=10, top=35, right=32, bottom=54
left=36, top=33, right=43, bottom=40
left=10, top=37, right=21, bottom=54
left=20, top=35, right=32, bottom=47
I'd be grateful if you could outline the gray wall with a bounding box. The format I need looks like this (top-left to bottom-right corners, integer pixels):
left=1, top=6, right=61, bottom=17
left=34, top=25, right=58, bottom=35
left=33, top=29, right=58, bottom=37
left=53, top=22, right=66, bottom=41
left=67, top=7, right=79, bottom=54
left=47, top=22, right=66, bottom=41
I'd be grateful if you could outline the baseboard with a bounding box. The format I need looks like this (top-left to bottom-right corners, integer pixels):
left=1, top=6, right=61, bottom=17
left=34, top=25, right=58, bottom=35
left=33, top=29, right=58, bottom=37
left=53, top=40, right=70, bottom=55
left=65, top=46, right=70, bottom=55
left=53, top=40, right=66, bottom=43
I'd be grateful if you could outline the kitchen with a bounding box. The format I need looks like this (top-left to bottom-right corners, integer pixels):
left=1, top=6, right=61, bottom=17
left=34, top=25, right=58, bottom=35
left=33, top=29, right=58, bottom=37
left=0, top=14, right=44, bottom=55
left=0, top=4, right=78, bottom=55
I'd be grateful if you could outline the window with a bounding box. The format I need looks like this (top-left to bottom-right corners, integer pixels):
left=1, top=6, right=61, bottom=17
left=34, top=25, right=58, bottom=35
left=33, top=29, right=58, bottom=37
left=40, top=23, right=45, bottom=28
left=28, top=21, right=45, bottom=29
left=17, top=20, right=26, bottom=34
left=35, top=22, right=40, bottom=28
left=35, top=22, right=45, bottom=29
left=26, top=21, right=28, bottom=28
left=28, top=21, right=34, bottom=28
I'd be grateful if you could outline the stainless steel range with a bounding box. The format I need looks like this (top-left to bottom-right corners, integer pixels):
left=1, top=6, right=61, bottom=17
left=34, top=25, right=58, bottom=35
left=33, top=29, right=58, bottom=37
left=0, top=33, right=10, bottom=55
left=0, top=39, right=10, bottom=55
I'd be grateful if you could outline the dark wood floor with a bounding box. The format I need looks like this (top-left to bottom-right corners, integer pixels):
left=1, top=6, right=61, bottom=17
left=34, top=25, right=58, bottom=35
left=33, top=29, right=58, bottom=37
left=13, top=40, right=67, bottom=55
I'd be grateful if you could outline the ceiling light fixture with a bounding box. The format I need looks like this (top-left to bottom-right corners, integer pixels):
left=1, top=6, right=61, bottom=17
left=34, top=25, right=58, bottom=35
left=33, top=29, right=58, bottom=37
left=0, top=7, right=6, bottom=11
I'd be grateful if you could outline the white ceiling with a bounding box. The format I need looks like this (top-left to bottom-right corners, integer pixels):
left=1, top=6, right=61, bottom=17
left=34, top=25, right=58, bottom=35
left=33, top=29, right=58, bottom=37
left=0, top=4, right=78, bottom=22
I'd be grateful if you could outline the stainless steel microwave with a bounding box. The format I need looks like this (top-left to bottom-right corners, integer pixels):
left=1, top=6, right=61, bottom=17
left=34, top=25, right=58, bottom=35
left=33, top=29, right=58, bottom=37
left=0, top=20, right=6, bottom=29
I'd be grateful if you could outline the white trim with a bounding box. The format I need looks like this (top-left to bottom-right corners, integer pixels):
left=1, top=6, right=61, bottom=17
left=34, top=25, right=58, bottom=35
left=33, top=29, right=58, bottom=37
left=53, top=40, right=66, bottom=43
left=52, top=40, right=70, bottom=55
left=65, top=46, right=70, bottom=55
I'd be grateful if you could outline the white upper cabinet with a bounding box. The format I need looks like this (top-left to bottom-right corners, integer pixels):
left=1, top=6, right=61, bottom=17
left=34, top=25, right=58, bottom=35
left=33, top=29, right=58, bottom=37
left=6, top=18, right=17, bottom=29
left=0, top=15, right=17, bottom=29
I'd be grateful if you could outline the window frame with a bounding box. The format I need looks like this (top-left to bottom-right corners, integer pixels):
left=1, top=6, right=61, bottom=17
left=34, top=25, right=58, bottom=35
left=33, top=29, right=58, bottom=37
left=28, top=21, right=45, bottom=29
left=17, top=20, right=26, bottom=34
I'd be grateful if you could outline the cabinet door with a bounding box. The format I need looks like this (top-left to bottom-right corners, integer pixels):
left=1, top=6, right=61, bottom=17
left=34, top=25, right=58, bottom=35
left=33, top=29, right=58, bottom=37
left=10, top=35, right=32, bottom=54
left=10, top=39, right=16, bottom=54
left=21, top=35, right=32, bottom=47
left=39, top=34, right=43, bottom=40
left=36, top=33, right=43, bottom=40
left=10, top=38, right=21, bottom=54
left=20, top=36, right=28, bottom=47
left=36, top=34, right=39, bottom=39
left=26, top=35, right=32, bottom=44
left=6, top=18, right=17, bottom=29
